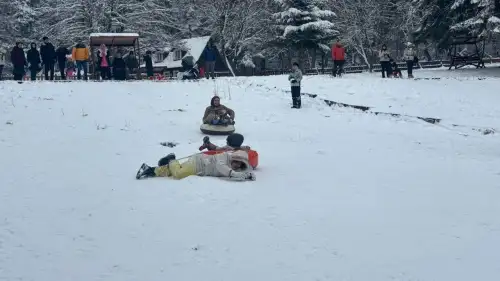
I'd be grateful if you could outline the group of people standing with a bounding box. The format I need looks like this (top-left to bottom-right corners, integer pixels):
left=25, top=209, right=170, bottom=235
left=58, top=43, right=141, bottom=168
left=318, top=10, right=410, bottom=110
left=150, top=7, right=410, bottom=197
left=3, top=36, right=142, bottom=81
left=94, top=44, right=141, bottom=80
left=9, top=37, right=62, bottom=81
left=379, top=42, right=418, bottom=78
left=329, top=40, right=419, bottom=78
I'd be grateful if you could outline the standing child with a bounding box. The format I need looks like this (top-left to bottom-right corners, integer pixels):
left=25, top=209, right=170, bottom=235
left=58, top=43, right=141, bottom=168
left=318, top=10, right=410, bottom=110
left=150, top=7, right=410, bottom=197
left=390, top=59, right=402, bottom=78
left=288, top=62, right=303, bottom=109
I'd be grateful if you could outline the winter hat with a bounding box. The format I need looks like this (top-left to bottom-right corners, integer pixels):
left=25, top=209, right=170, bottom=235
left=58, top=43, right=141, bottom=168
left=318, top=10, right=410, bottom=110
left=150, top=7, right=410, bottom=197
left=210, top=95, right=220, bottom=106
left=230, top=150, right=250, bottom=170
left=226, top=133, right=244, bottom=148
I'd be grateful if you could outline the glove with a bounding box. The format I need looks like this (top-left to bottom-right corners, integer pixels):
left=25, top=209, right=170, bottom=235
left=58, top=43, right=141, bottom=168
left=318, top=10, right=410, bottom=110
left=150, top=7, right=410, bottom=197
left=229, top=171, right=256, bottom=181
left=245, top=172, right=256, bottom=181
left=291, top=79, right=297, bottom=83
left=199, top=136, right=214, bottom=151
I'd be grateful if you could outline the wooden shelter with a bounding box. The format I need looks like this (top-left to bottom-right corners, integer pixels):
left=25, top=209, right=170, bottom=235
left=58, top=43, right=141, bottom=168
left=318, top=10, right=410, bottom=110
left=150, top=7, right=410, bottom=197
left=89, top=33, right=141, bottom=79
left=448, top=36, right=485, bottom=70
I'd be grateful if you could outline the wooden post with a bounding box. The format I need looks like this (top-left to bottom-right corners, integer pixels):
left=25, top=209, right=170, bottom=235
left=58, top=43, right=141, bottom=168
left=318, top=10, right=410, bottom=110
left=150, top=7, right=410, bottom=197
left=136, top=37, right=141, bottom=80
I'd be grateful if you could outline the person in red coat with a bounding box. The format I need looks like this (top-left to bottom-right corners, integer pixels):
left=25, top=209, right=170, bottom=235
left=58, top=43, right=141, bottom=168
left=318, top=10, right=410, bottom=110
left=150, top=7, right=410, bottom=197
left=331, top=40, right=346, bottom=77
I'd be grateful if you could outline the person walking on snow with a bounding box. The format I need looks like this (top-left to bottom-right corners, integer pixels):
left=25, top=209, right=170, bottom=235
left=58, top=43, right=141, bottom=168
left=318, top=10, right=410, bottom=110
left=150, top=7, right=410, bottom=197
left=40, top=36, right=56, bottom=80
left=72, top=41, right=89, bottom=80
left=27, top=43, right=42, bottom=81
left=289, top=62, right=303, bottom=109
left=379, top=44, right=392, bottom=78
left=10, top=42, right=27, bottom=81
left=403, top=42, right=418, bottom=78
left=203, top=42, right=216, bottom=79
left=331, top=40, right=346, bottom=77
left=136, top=150, right=256, bottom=181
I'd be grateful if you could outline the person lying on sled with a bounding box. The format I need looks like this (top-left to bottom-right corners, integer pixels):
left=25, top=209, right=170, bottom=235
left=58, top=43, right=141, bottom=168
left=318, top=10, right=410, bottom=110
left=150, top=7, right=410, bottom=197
left=199, top=133, right=251, bottom=152
left=202, top=96, right=235, bottom=125
left=136, top=150, right=256, bottom=181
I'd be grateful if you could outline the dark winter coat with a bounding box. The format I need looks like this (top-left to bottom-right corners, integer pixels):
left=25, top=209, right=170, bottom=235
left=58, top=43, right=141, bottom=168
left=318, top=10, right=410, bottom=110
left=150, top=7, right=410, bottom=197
left=143, top=55, right=153, bottom=70
left=27, top=47, right=42, bottom=71
left=181, top=55, right=194, bottom=71
left=125, top=55, right=139, bottom=69
left=10, top=46, right=27, bottom=75
left=56, top=47, right=69, bottom=63
left=112, top=57, right=126, bottom=69
left=112, top=57, right=127, bottom=80
left=10, top=46, right=27, bottom=67
left=40, top=42, right=56, bottom=64
left=204, top=46, right=216, bottom=62
left=96, top=50, right=111, bottom=70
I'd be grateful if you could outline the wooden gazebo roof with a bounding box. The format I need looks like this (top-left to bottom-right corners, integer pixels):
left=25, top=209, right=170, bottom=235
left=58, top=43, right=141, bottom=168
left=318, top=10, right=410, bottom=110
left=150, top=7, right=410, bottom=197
left=89, top=33, right=140, bottom=46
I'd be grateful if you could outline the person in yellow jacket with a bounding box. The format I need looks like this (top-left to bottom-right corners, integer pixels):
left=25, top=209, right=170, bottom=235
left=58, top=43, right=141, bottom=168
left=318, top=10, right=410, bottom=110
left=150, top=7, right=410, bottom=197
left=136, top=150, right=256, bottom=181
left=72, top=41, right=89, bottom=80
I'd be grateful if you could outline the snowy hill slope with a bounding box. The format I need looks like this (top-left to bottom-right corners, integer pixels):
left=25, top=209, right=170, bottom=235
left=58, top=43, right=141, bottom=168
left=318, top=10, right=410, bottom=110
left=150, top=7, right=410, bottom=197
left=1, top=74, right=500, bottom=281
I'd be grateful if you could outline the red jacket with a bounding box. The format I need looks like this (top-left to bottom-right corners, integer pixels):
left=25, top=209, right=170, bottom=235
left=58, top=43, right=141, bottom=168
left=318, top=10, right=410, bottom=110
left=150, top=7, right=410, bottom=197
left=331, top=44, right=345, bottom=61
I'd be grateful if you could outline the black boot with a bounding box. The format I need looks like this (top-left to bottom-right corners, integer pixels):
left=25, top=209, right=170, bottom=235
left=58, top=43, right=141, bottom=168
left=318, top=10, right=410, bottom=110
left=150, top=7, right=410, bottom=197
left=136, top=163, right=156, bottom=179
left=158, top=153, right=176, bottom=166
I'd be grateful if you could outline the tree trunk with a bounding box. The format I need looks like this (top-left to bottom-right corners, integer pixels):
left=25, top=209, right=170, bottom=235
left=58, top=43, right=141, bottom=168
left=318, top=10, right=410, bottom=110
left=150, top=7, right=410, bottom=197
left=298, top=46, right=305, bottom=71
left=311, top=48, right=317, bottom=70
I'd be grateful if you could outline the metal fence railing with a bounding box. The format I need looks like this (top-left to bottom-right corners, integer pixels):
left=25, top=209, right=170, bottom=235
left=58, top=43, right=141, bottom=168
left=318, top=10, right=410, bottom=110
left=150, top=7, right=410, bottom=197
left=1, top=58, right=498, bottom=81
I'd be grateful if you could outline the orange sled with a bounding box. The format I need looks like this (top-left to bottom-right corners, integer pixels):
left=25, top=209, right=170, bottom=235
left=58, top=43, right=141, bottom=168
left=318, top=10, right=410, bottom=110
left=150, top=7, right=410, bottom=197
left=203, top=150, right=259, bottom=169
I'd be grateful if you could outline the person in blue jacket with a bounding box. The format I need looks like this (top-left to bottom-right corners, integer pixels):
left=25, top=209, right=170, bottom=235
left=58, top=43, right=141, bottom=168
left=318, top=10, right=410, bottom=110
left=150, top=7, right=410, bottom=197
left=203, top=41, right=217, bottom=79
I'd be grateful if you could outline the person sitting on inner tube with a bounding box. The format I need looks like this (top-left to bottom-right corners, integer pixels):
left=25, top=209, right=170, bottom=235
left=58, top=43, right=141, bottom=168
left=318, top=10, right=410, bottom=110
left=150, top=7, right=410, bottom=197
left=199, top=133, right=250, bottom=152
left=202, top=96, right=235, bottom=125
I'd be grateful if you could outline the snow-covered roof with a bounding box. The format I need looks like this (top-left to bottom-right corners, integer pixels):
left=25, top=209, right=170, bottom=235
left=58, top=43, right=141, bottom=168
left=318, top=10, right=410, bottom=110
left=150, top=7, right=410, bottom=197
left=89, top=33, right=140, bottom=38
left=144, top=36, right=211, bottom=69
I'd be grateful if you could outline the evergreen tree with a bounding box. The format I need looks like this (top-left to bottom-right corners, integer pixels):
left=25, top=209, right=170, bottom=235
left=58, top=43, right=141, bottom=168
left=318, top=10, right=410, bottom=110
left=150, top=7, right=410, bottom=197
left=272, top=0, right=338, bottom=65
left=450, top=0, right=500, bottom=36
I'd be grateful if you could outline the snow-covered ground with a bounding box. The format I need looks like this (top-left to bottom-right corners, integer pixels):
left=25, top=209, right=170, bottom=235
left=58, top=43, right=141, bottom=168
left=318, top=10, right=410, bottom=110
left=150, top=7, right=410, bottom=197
left=1, top=68, right=500, bottom=281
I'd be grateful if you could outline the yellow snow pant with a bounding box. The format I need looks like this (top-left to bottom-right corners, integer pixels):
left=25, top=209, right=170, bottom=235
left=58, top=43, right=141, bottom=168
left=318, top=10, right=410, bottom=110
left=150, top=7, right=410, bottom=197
left=154, top=159, right=197, bottom=180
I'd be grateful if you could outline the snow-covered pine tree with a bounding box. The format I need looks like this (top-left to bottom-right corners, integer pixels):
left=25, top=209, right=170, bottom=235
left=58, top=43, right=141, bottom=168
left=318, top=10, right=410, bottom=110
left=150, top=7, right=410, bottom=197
left=413, top=0, right=499, bottom=48
left=450, top=0, right=500, bottom=37
left=273, top=0, right=338, bottom=68
left=413, top=0, right=456, bottom=48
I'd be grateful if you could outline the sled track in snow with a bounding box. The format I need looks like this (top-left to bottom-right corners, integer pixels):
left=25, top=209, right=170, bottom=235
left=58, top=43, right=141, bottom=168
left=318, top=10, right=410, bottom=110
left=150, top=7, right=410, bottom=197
left=252, top=83, right=497, bottom=137
left=300, top=92, right=496, bottom=136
